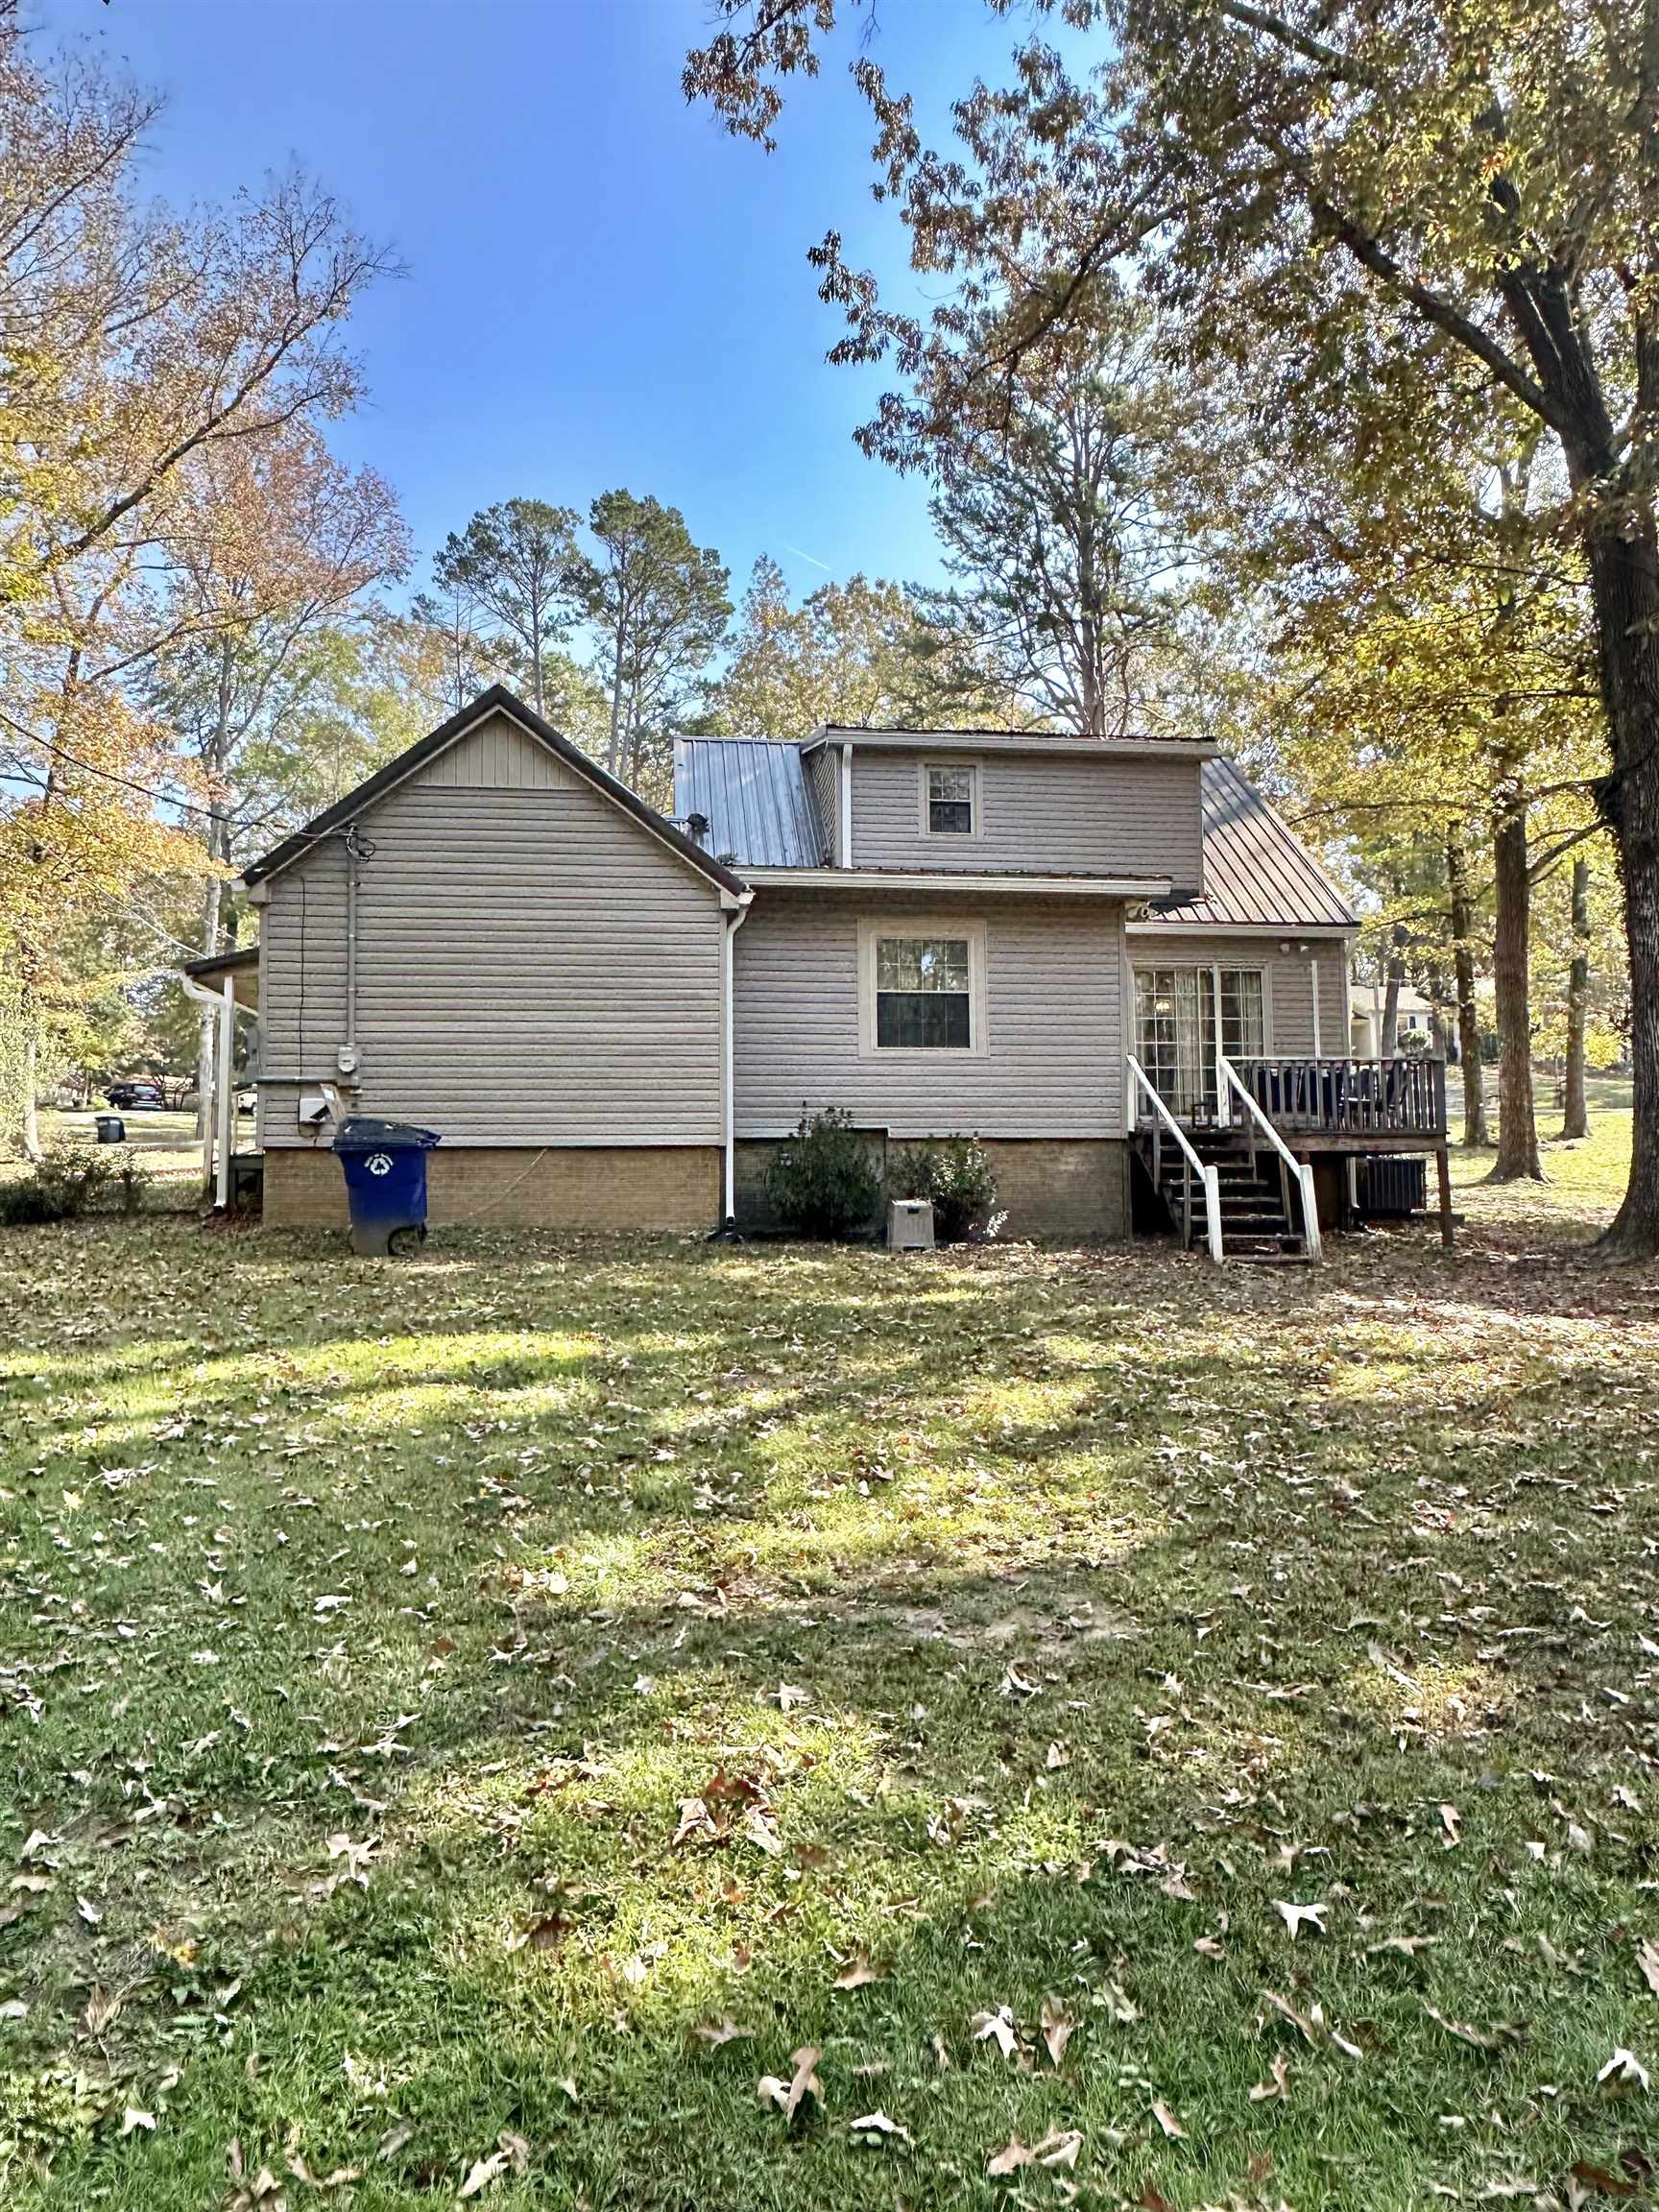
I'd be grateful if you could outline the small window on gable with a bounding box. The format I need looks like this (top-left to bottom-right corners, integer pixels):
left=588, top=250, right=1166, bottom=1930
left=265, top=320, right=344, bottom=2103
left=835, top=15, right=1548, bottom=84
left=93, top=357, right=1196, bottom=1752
left=924, top=762, right=976, bottom=836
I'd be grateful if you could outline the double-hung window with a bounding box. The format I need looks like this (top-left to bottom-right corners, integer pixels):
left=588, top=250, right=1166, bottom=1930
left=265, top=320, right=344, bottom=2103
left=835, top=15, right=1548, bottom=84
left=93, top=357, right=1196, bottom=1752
left=861, top=921, right=985, bottom=1054
left=923, top=762, right=977, bottom=837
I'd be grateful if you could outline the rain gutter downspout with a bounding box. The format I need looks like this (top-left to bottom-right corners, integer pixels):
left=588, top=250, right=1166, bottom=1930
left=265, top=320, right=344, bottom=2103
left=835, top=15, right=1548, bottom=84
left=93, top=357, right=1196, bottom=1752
left=839, top=741, right=853, bottom=867
left=722, top=891, right=754, bottom=1228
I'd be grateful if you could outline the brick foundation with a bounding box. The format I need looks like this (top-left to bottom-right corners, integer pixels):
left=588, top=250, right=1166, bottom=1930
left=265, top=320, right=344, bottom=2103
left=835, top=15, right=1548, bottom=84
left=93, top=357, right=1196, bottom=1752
left=263, top=1144, right=722, bottom=1233
left=733, top=1134, right=1128, bottom=1243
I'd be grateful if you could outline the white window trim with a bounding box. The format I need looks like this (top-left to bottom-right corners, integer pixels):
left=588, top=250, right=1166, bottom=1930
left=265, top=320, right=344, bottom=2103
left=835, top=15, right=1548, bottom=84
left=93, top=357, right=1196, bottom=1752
left=917, top=758, right=982, bottom=841
left=858, top=916, right=988, bottom=1059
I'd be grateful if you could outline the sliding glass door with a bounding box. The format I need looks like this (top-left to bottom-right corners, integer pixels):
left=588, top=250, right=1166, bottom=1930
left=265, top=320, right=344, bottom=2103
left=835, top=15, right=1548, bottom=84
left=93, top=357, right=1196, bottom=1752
left=1134, top=966, right=1265, bottom=1117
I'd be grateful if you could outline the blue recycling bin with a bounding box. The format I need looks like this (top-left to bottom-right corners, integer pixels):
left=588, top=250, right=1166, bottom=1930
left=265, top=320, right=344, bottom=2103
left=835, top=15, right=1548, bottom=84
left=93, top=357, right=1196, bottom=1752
left=332, top=1117, right=441, bottom=1256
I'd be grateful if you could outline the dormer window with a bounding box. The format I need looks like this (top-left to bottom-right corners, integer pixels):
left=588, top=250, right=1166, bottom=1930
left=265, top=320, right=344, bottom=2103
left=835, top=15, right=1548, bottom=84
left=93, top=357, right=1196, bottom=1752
left=923, top=761, right=978, bottom=836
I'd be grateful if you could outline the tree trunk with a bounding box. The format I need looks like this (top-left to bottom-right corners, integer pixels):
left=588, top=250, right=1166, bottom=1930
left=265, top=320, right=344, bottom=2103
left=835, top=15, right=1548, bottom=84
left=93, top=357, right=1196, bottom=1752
left=1562, top=854, right=1591, bottom=1142
left=1380, top=923, right=1406, bottom=1057
left=1490, top=794, right=1543, bottom=1181
left=20, top=1022, right=43, bottom=1163
left=1447, top=826, right=1488, bottom=1146
left=1581, top=519, right=1659, bottom=1253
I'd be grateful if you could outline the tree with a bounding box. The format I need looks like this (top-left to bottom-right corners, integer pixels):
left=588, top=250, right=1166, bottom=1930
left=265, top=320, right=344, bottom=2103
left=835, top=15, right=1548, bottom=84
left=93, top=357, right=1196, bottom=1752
left=150, top=428, right=408, bottom=1126
left=570, top=490, right=731, bottom=789
left=0, top=17, right=395, bottom=1154
left=713, top=558, right=979, bottom=737
left=431, top=499, right=581, bottom=719
left=686, top=0, right=1659, bottom=1253
left=899, top=276, right=1201, bottom=735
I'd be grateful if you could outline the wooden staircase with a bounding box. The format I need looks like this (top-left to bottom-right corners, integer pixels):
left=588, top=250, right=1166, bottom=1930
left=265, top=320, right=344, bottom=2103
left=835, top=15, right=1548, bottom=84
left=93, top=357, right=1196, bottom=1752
left=1137, top=1126, right=1313, bottom=1263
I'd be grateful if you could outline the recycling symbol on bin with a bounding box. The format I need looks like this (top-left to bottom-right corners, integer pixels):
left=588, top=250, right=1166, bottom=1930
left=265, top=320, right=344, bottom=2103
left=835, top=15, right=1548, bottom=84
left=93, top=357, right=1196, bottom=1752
left=366, top=1152, right=394, bottom=1177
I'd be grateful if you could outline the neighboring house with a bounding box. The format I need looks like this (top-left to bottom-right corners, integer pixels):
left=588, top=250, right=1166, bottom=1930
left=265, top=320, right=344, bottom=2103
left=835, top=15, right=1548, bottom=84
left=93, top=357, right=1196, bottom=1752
left=1350, top=983, right=1436, bottom=1057
left=189, top=685, right=1449, bottom=1251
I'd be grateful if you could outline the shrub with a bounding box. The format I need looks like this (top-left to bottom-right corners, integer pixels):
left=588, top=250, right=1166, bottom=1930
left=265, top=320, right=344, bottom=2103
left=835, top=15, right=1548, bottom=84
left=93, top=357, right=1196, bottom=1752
left=889, top=1136, right=1001, bottom=1244
left=765, top=1106, right=882, bottom=1239
left=0, top=1140, right=122, bottom=1226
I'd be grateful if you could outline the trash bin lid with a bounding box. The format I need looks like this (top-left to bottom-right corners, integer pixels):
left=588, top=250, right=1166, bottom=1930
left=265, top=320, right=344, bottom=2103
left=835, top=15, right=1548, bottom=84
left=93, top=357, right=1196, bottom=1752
left=332, top=1116, right=442, bottom=1152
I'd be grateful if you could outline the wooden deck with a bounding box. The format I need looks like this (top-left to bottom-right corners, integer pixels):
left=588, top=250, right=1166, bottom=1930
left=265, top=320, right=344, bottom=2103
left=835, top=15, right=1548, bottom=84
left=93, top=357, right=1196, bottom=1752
left=1131, top=1054, right=1455, bottom=1250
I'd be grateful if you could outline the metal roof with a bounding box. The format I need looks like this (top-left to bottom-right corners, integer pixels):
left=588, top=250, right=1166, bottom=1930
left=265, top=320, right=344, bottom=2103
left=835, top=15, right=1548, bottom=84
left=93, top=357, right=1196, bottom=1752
left=1152, top=757, right=1358, bottom=931
left=673, top=737, right=828, bottom=869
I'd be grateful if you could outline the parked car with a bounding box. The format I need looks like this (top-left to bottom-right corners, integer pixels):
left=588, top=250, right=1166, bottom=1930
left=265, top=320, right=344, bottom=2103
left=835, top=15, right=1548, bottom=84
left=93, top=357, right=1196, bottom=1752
left=106, top=1079, right=166, bottom=1111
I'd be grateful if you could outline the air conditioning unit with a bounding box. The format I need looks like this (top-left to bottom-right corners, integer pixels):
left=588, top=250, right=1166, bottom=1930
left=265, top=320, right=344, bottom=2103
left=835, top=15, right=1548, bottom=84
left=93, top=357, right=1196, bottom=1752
left=888, top=1198, right=935, bottom=1252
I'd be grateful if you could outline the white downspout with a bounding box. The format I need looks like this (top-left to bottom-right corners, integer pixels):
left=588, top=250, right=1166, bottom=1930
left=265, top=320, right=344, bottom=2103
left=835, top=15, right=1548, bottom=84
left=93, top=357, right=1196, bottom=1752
left=1310, top=954, right=1322, bottom=1057
left=838, top=742, right=852, bottom=868
left=722, top=895, right=753, bottom=1226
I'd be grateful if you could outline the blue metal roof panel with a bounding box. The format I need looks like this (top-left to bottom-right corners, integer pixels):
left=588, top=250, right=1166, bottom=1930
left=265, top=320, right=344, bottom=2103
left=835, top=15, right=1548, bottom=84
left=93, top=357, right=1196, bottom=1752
left=672, top=737, right=828, bottom=869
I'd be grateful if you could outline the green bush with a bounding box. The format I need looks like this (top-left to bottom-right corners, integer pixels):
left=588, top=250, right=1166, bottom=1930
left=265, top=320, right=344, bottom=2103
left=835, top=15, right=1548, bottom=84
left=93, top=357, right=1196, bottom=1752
left=0, top=1140, right=123, bottom=1226
left=765, top=1106, right=882, bottom=1239
left=889, top=1135, right=1002, bottom=1243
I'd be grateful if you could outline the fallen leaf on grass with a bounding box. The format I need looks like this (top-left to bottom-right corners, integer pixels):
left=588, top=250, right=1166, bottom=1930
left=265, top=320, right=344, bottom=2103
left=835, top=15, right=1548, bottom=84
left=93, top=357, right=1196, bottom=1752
left=1422, top=2002, right=1523, bottom=2051
left=1272, top=1899, right=1327, bottom=1939
left=377, top=2121, right=415, bottom=2158
left=1151, top=2099, right=1188, bottom=2140
left=849, top=2110, right=910, bottom=2146
left=691, top=2016, right=748, bottom=2049
left=757, top=2046, right=822, bottom=2123
left=1046, top=1741, right=1070, bottom=1769
left=81, top=1986, right=120, bottom=2036
left=987, top=2128, right=1082, bottom=2176
left=0, top=1999, right=26, bottom=2022
left=120, top=2107, right=156, bottom=2135
left=1637, top=1938, right=1659, bottom=1998
left=1262, top=1989, right=1362, bottom=2060
left=672, top=1797, right=716, bottom=1848
left=1041, top=1994, right=1074, bottom=2067
left=458, top=2131, right=530, bottom=2198
left=778, top=1683, right=807, bottom=1711
left=1249, top=2055, right=1289, bottom=2104
left=1597, top=2049, right=1650, bottom=2098
left=1569, top=2159, right=1639, bottom=2200
left=972, top=2006, right=1020, bottom=2059
left=832, top=1952, right=887, bottom=1992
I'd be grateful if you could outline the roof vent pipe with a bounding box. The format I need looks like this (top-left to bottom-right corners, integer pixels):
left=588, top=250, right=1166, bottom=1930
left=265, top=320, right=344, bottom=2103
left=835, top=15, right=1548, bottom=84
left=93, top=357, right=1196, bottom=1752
left=685, top=811, right=709, bottom=847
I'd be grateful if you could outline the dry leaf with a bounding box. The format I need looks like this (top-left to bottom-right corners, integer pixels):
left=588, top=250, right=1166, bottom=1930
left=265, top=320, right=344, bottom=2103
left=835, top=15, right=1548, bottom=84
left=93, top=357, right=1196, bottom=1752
left=1046, top=1741, right=1071, bottom=1769
left=832, top=1951, right=886, bottom=1992
left=1151, top=2098, right=1188, bottom=2140
left=691, top=2016, right=749, bottom=2048
left=1249, top=2054, right=1290, bottom=2104
left=378, top=2121, right=415, bottom=2158
left=972, top=2005, right=1020, bottom=2059
left=1272, top=1899, right=1328, bottom=1939
left=1598, top=2048, right=1650, bottom=2099
left=849, top=2110, right=910, bottom=2145
left=120, top=2106, right=156, bottom=2135
left=757, top=2046, right=822, bottom=2122
left=1637, top=1938, right=1659, bottom=1998
left=987, top=2128, right=1082, bottom=2176
left=1041, top=1993, right=1075, bottom=2067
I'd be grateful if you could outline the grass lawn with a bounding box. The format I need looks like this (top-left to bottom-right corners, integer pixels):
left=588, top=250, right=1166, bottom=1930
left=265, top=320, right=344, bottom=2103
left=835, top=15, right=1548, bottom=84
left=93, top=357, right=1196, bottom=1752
left=3, top=1113, right=1658, bottom=2209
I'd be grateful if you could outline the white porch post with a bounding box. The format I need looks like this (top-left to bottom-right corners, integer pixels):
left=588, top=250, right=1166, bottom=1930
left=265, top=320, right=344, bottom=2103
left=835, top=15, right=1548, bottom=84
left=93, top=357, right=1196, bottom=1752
left=1310, top=955, right=1322, bottom=1057
left=1211, top=960, right=1224, bottom=1123
left=215, top=976, right=234, bottom=1211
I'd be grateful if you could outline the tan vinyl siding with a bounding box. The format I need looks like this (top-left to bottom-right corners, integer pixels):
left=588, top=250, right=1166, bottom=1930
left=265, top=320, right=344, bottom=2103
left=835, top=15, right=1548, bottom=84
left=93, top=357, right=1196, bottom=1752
left=850, top=748, right=1204, bottom=886
left=733, top=890, right=1125, bottom=1139
left=809, top=747, right=841, bottom=865
left=1129, top=931, right=1352, bottom=1056
left=407, top=713, right=579, bottom=790
left=257, top=712, right=724, bottom=1147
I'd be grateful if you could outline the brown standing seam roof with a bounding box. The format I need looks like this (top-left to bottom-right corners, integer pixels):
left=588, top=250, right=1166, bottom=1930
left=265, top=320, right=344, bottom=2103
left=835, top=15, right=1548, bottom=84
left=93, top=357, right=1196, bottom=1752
left=1151, top=757, right=1358, bottom=931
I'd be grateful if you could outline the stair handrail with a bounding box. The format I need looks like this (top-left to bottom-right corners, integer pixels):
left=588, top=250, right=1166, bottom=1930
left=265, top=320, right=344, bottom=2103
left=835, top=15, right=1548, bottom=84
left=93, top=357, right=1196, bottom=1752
left=1127, top=1055, right=1223, bottom=1263
left=1217, top=1056, right=1323, bottom=1262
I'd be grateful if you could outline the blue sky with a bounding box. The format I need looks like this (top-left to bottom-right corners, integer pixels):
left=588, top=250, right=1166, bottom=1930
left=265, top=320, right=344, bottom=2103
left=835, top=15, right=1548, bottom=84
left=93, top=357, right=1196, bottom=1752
left=35, top=0, right=1047, bottom=610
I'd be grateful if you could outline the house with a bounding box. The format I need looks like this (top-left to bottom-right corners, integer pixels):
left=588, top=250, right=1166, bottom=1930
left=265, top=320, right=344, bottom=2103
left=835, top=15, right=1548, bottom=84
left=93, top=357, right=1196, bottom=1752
left=192, top=685, right=1450, bottom=1254
left=1350, top=983, right=1436, bottom=1057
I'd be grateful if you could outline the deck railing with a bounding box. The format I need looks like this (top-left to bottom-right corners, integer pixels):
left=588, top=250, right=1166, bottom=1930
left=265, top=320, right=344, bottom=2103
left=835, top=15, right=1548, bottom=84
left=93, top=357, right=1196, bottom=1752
left=1232, top=1055, right=1447, bottom=1141
left=1127, top=1055, right=1223, bottom=1262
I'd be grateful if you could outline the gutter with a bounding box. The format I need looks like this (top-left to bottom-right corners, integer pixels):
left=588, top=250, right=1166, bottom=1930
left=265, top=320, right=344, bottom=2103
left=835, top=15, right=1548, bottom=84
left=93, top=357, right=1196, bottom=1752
left=720, top=891, right=754, bottom=1230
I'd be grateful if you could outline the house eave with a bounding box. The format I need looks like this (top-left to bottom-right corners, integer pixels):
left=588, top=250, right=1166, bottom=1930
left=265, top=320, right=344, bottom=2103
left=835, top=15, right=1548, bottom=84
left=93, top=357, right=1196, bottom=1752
left=741, top=867, right=1178, bottom=899
left=799, top=729, right=1219, bottom=761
